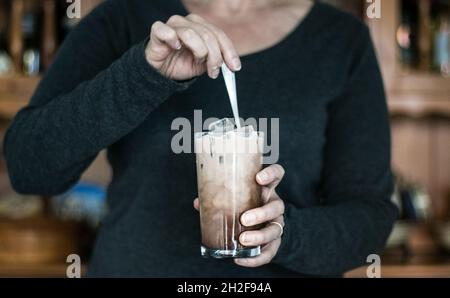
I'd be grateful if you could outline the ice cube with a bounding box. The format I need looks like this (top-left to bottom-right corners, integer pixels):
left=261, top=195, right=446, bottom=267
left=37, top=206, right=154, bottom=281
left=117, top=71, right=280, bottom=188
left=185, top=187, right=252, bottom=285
left=236, top=125, right=254, bottom=137
left=208, top=118, right=235, bottom=133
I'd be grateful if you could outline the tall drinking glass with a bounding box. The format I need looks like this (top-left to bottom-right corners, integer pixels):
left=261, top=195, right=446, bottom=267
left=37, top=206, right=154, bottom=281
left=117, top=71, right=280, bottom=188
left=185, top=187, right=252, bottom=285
left=195, top=119, right=264, bottom=258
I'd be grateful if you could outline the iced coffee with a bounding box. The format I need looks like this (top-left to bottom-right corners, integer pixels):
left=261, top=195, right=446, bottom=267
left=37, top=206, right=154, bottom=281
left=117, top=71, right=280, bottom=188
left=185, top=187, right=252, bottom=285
left=195, top=119, right=264, bottom=258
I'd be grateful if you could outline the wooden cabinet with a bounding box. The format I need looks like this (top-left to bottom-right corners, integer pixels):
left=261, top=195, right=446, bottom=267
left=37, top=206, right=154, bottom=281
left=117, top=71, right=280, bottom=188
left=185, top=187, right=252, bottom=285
left=366, top=0, right=450, bottom=118
left=364, top=0, right=450, bottom=219
left=0, top=0, right=103, bottom=119
left=0, top=75, right=39, bottom=118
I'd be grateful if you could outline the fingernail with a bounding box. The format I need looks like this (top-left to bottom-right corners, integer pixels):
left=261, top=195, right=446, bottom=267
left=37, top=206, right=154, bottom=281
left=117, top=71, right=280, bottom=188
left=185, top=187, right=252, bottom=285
left=175, top=41, right=182, bottom=50
left=211, top=68, right=220, bottom=79
left=232, top=58, right=242, bottom=71
left=241, top=233, right=254, bottom=244
left=257, top=171, right=268, bottom=183
left=242, top=213, right=256, bottom=226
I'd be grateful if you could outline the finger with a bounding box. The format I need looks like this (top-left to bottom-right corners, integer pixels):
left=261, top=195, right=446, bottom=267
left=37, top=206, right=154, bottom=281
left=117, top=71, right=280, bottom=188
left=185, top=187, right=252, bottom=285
left=234, top=240, right=280, bottom=268
left=175, top=27, right=208, bottom=61
left=241, top=198, right=285, bottom=227
left=188, top=23, right=223, bottom=79
left=167, top=15, right=209, bottom=61
left=256, top=164, right=285, bottom=187
left=261, top=186, right=280, bottom=203
left=168, top=15, right=223, bottom=78
left=166, top=14, right=187, bottom=27
left=187, top=14, right=241, bottom=71
left=150, top=21, right=181, bottom=50
left=239, top=222, right=283, bottom=246
left=193, top=198, right=199, bottom=211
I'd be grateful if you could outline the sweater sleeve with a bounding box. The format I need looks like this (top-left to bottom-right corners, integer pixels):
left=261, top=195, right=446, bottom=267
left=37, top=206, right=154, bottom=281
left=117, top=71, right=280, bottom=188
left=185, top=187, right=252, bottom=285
left=271, top=25, right=398, bottom=275
left=3, top=0, right=190, bottom=195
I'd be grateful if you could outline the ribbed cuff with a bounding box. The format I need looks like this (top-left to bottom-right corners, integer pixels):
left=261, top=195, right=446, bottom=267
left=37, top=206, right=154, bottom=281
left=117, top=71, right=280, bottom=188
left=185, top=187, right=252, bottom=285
left=123, top=38, right=196, bottom=109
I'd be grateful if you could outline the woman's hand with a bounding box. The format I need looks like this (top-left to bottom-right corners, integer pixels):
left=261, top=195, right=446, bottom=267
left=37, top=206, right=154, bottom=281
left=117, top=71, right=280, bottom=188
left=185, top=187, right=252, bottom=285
left=193, top=164, right=285, bottom=267
left=146, top=14, right=242, bottom=81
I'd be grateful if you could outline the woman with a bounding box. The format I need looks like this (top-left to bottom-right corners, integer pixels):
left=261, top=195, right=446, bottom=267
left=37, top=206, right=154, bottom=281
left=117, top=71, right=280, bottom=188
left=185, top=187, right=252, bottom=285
left=3, top=0, right=397, bottom=277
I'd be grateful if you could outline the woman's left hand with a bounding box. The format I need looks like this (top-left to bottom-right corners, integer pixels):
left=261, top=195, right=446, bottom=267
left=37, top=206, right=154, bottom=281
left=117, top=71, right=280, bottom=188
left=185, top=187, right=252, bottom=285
left=193, top=164, right=285, bottom=267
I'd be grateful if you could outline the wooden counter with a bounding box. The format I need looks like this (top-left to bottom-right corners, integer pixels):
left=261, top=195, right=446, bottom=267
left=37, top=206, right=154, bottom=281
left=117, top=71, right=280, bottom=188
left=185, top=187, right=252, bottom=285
left=0, top=263, right=87, bottom=278
left=346, top=264, right=450, bottom=278
left=1, top=263, right=449, bottom=278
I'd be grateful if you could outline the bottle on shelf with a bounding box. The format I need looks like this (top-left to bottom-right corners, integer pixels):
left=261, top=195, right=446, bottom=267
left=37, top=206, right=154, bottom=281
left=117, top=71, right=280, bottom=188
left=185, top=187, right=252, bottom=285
left=397, top=0, right=420, bottom=69
left=9, top=0, right=24, bottom=73
left=41, top=0, right=56, bottom=70
left=21, top=0, right=42, bottom=76
left=433, top=14, right=450, bottom=77
left=0, top=0, right=13, bottom=75
left=417, top=0, right=432, bottom=71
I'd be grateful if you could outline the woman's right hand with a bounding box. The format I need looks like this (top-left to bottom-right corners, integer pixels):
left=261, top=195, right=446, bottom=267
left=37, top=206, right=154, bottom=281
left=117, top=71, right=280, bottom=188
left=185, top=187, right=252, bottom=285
left=145, top=14, right=242, bottom=81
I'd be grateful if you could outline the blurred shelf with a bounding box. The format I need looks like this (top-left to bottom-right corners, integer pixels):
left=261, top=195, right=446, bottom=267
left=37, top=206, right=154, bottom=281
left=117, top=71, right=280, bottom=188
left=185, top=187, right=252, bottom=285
left=391, top=72, right=450, bottom=94
left=366, top=0, right=450, bottom=120
left=0, top=75, right=39, bottom=119
left=388, top=97, right=450, bottom=118
left=386, top=72, right=450, bottom=118
left=0, top=263, right=87, bottom=278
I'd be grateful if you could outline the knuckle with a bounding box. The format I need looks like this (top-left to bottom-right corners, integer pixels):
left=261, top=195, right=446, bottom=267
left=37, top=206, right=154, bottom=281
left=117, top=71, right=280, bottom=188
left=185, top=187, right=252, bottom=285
left=167, top=15, right=183, bottom=24
left=166, top=28, right=177, bottom=39
left=207, top=58, right=223, bottom=69
left=258, top=208, right=268, bottom=221
left=215, top=31, right=235, bottom=51
left=215, top=28, right=229, bottom=41
left=182, top=28, right=196, bottom=39
left=201, top=31, right=215, bottom=43
left=188, top=13, right=204, bottom=21
left=256, top=232, right=265, bottom=243
left=206, top=49, right=223, bottom=64
left=194, top=45, right=208, bottom=57
left=151, top=21, right=163, bottom=33
left=198, top=49, right=208, bottom=58
left=210, top=56, right=223, bottom=65
left=205, top=23, right=221, bottom=35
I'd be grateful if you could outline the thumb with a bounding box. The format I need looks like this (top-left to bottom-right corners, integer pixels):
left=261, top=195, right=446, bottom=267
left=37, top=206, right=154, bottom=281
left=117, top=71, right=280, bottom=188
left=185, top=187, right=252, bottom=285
left=193, top=198, right=200, bottom=211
